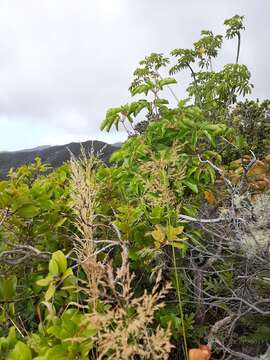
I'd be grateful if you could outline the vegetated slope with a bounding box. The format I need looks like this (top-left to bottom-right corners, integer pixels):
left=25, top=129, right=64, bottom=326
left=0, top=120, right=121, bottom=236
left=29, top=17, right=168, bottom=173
left=0, top=140, right=119, bottom=178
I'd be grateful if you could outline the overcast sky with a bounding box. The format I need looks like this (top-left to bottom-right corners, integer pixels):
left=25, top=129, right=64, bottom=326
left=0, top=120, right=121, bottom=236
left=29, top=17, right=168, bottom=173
left=0, top=0, right=269, bottom=151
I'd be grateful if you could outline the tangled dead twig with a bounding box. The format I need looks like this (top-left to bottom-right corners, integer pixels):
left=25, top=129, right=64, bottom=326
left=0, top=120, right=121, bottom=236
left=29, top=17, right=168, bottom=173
left=178, top=153, right=270, bottom=358
left=215, top=339, right=270, bottom=360
left=0, top=245, right=50, bottom=265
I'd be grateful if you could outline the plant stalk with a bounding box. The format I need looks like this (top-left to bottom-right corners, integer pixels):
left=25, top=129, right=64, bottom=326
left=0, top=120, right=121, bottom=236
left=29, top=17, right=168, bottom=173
left=172, top=245, right=189, bottom=360
left=236, top=33, right=241, bottom=64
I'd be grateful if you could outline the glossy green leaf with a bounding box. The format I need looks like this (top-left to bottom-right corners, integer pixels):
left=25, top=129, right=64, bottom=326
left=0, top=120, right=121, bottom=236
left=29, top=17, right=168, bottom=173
left=36, top=276, right=51, bottom=287
left=17, top=205, right=39, bottom=219
left=158, top=77, right=177, bottom=87
left=45, top=283, right=56, bottom=301
left=52, top=251, right=67, bottom=274
left=0, top=276, right=17, bottom=301
left=48, top=258, right=59, bottom=276
left=183, top=180, right=199, bottom=193
left=7, top=341, right=32, bottom=360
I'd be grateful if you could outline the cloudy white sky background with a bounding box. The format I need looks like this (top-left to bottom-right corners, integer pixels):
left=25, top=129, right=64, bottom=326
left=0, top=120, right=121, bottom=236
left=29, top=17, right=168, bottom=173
left=0, top=0, right=269, bottom=151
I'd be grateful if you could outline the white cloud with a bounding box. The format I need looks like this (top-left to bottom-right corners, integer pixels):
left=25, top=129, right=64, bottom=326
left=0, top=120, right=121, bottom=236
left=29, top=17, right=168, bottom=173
left=51, top=111, right=89, bottom=131
left=41, top=130, right=126, bottom=147
left=41, top=133, right=90, bottom=146
left=0, top=0, right=269, bottom=150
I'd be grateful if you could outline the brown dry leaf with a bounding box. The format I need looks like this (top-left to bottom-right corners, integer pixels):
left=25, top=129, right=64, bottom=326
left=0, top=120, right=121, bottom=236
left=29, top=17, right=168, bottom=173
left=204, top=191, right=216, bottom=206
left=225, top=170, right=241, bottom=185
left=243, top=154, right=252, bottom=161
left=250, top=179, right=270, bottom=191
left=265, top=154, right=270, bottom=163
left=189, top=345, right=211, bottom=360
left=247, top=160, right=267, bottom=178
left=230, top=159, right=242, bottom=169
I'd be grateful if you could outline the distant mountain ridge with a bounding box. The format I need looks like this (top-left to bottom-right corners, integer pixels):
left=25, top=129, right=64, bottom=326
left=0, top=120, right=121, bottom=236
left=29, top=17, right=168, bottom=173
left=0, top=140, right=120, bottom=179
left=0, top=145, right=51, bottom=154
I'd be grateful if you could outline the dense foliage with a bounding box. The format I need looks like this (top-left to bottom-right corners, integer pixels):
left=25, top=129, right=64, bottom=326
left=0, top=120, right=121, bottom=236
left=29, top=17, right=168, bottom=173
left=1, top=16, right=270, bottom=359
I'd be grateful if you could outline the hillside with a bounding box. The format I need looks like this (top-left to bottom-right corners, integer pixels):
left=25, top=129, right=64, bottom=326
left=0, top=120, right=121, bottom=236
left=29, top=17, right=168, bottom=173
left=0, top=140, right=119, bottom=178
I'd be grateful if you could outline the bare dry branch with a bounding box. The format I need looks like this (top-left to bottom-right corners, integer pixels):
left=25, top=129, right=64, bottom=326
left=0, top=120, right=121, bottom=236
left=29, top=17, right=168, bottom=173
left=0, top=245, right=50, bottom=265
